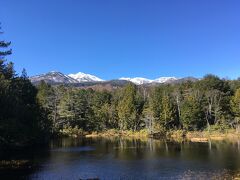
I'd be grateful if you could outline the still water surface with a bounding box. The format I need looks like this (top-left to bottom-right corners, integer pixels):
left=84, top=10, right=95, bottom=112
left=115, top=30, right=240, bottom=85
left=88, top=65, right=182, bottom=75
left=1, top=137, right=240, bottom=179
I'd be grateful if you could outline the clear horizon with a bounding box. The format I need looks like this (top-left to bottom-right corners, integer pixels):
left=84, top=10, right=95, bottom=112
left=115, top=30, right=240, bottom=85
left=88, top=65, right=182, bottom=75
left=1, top=0, right=240, bottom=80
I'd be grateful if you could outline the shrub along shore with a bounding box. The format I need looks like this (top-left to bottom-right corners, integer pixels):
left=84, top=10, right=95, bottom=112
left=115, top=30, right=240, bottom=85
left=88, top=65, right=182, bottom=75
left=59, top=126, right=240, bottom=143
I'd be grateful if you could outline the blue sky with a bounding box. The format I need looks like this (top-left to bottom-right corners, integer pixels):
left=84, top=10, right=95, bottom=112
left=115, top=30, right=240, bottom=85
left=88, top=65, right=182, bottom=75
left=1, top=0, right=240, bottom=80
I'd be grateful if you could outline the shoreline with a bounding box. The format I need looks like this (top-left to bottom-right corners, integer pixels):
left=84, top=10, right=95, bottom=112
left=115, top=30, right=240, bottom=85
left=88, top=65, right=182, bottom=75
left=67, top=129, right=240, bottom=142
left=185, top=131, right=240, bottom=142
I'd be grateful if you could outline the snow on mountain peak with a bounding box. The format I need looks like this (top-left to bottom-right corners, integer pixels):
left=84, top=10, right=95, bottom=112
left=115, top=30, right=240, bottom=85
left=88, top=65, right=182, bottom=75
left=68, top=72, right=104, bottom=82
left=153, top=77, right=178, bottom=83
left=119, top=77, right=178, bottom=84
left=30, top=71, right=79, bottom=84
left=30, top=71, right=180, bottom=85
left=120, top=77, right=153, bottom=85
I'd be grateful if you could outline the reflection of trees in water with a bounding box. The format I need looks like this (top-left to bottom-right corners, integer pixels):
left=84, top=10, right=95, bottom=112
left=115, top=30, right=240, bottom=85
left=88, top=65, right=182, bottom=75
left=207, top=140, right=240, bottom=171
left=114, top=138, right=145, bottom=160
left=112, top=138, right=184, bottom=160
left=52, top=137, right=240, bottom=178
left=50, top=137, right=86, bottom=148
left=109, top=137, right=240, bottom=179
left=3, top=137, right=240, bottom=179
left=114, top=138, right=240, bottom=165
left=0, top=146, right=51, bottom=179
left=209, top=140, right=212, bottom=150
left=238, top=140, right=240, bottom=151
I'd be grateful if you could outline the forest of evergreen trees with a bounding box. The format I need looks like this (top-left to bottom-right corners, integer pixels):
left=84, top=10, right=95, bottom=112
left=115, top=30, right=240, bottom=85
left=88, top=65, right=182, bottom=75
left=0, top=35, right=50, bottom=146
left=36, top=75, right=240, bottom=135
left=1, top=28, right=240, bottom=147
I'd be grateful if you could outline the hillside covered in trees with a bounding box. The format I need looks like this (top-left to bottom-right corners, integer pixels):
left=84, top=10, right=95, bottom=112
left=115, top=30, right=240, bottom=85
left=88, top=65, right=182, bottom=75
left=37, top=74, right=240, bottom=136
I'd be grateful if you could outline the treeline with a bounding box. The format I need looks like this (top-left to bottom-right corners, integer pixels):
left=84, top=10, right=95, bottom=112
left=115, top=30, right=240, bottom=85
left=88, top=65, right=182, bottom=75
left=37, top=75, right=240, bottom=134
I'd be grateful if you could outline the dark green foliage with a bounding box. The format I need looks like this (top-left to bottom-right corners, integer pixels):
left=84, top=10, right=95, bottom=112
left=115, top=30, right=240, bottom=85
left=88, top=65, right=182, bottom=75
left=0, top=29, right=50, bottom=146
left=117, top=83, right=144, bottom=131
left=181, top=92, right=205, bottom=130
left=0, top=62, right=50, bottom=146
left=35, top=75, right=240, bottom=134
left=149, top=86, right=178, bottom=130
left=231, top=88, right=240, bottom=132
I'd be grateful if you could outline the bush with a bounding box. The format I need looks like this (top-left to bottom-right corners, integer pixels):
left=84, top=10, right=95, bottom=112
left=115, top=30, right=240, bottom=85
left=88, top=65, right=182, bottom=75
left=60, top=125, right=83, bottom=137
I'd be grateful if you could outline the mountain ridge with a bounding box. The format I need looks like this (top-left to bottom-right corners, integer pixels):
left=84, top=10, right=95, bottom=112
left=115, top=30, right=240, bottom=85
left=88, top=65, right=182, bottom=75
left=30, top=71, right=198, bottom=85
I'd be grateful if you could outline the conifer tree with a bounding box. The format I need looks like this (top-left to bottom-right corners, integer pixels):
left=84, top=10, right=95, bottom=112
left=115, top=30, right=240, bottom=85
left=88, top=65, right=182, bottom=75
left=231, top=88, right=240, bottom=132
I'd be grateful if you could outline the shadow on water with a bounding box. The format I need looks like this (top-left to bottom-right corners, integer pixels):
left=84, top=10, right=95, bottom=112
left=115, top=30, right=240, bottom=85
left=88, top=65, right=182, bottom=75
left=1, top=137, right=240, bottom=179
left=0, top=144, right=51, bottom=179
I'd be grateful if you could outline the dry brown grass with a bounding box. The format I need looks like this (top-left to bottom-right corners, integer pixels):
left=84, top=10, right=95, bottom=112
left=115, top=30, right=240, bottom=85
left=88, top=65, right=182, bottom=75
left=85, top=129, right=149, bottom=138
left=190, top=138, right=208, bottom=142
left=185, top=130, right=240, bottom=142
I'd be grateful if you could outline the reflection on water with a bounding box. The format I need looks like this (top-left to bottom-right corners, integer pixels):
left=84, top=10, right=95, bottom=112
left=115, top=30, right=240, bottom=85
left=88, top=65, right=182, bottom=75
left=51, top=146, right=95, bottom=152
left=1, top=137, right=240, bottom=179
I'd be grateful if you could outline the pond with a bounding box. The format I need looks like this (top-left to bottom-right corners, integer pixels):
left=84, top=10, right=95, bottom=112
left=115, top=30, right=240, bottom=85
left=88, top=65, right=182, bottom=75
left=1, top=137, right=240, bottom=179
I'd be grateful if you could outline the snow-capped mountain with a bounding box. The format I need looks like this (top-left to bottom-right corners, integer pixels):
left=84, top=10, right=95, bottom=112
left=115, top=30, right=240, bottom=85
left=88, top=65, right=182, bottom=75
left=119, top=77, right=153, bottom=85
left=68, top=72, right=104, bottom=82
left=154, top=77, right=178, bottom=83
left=119, top=77, right=178, bottom=85
left=30, top=71, right=184, bottom=85
left=30, top=71, right=104, bottom=84
left=30, top=71, right=79, bottom=84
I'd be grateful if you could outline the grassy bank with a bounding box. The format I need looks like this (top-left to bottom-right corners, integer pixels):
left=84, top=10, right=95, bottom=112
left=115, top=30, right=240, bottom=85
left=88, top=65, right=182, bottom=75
left=59, top=125, right=240, bottom=142
left=59, top=126, right=149, bottom=138
left=167, top=129, right=240, bottom=142
left=85, top=129, right=149, bottom=138
left=87, top=129, right=240, bottom=142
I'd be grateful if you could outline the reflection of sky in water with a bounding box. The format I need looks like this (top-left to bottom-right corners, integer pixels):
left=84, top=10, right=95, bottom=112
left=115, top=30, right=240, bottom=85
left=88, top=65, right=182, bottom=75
left=2, top=138, right=240, bottom=179
left=51, top=146, right=95, bottom=152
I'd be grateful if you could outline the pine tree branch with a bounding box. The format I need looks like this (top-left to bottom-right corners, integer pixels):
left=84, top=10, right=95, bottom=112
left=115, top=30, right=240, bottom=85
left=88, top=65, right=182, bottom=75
left=0, top=49, right=12, bottom=56
left=0, top=41, right=11, bottom=47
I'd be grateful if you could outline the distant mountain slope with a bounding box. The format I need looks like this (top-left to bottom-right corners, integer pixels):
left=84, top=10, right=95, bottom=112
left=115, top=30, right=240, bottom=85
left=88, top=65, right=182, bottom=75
left=30, top=71, right=199, bottom=87
left=119, top=77, right=152, bottom=85
left=67, top=80, right=131, bottom=91
left=68, top=72, right=104, bottom=82
left=120, top=77, right=178, bottom=85
left=172, top=77, right=199, bottom=84
left=30, top=71, right=78, bottom=84
left=154, top=77, right=178, bottom=83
